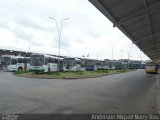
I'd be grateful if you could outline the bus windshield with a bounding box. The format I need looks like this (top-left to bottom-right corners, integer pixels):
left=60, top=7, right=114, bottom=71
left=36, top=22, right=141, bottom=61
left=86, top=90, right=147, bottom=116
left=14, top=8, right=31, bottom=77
left=30, top=55, right=44, bottom=66
left=85, top=60, right=95, bottom=66
left=97, top=61, right=104, bottom=65
left=3, top=57, right=11, bottom=65
left=146, top=62, right=155, bottom=67
left=102, top=61, right=107, bottom=66
left=65, top=58, right=75, bottom=66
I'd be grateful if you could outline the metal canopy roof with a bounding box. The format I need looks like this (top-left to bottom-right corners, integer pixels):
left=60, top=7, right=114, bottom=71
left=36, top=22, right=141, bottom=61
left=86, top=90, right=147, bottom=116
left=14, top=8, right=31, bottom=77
left=0, top=48, right=67, bottom=58
left=0, top=49, right=32, bottom=57
left=89, top=0, right=160, bottom=61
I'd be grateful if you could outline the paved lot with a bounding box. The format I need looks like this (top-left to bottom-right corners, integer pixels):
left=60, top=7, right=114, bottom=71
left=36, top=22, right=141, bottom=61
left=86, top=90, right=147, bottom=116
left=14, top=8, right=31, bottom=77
left=0, top=70, right=159, bottom=114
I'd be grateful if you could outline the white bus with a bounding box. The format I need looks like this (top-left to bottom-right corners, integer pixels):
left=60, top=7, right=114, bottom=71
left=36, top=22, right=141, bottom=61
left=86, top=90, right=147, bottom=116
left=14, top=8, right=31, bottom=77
left=63, top=57, right=82, bottom=71
left=22, top=57, right=30, bottom=70
left=2, top=55, right=29, bottom=71
left=30, top=53, right=59, bottom=73
left=145, top=61, right=158, bottom=74
left=96, top=60, right=109, bottom=70
left=108, top=61, right=116, bottom=70
left=84, top=59, right=97, bottom=71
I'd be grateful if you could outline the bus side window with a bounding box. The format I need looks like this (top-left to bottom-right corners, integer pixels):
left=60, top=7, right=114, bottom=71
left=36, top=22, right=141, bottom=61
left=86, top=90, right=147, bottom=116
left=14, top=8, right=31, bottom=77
left=76, top=60, right=81, bottom=64
left=76, top=60, right=78, bottom=64
left=50, top=57, right=54, bottom=63
left=51, top=58, right=53, bottom=63
left=18, top=58, right=23, bottom=63
left=11, top=58, right=17, bottom=65
left=23, top=58, right=27, bottom=63
left=27, top=58, right=30, bottom=63
left=49, top=58, right=51, bottom=63
left=48, top=57, right=51, bottom=63
left=63, top=60, right=66, bottom=64
left=54, top=58, right=58, bottom=63
left=45, top=57, right=48, bottom=65
left=59, top=59, right=63, bottom=64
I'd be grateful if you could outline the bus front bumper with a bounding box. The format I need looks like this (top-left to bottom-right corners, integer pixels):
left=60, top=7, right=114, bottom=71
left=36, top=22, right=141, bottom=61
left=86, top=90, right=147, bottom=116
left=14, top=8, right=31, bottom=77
left=145, top=69, right=157, bottom=73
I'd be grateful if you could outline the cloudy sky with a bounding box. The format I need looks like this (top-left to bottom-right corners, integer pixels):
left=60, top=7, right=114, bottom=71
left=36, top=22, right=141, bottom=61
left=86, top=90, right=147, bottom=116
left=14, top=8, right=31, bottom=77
left=0, top=0, right=149, bottom=60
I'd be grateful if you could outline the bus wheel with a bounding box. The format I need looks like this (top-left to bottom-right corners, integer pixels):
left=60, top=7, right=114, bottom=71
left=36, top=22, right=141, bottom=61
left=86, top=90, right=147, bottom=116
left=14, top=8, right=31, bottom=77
left=18, top=67, right=23, bottom=71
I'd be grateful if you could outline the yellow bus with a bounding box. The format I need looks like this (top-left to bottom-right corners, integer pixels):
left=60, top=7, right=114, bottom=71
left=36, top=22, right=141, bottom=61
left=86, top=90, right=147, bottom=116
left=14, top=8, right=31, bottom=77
left=145, top=61, right=158, bottom=74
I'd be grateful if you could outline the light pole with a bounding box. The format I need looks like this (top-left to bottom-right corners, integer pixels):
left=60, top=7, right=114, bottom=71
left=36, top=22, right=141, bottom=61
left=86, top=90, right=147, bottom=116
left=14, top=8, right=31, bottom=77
left=120, top=49, right=124, bottom=59
left=124, top=49, right=131, bottom=71
left=49, top=17, right=69, bottom=72
left=107, top=41, right=119, bottom=69
left=125, top=49, right=131, bottom=60
left=107, top=41, right=119, bottom=60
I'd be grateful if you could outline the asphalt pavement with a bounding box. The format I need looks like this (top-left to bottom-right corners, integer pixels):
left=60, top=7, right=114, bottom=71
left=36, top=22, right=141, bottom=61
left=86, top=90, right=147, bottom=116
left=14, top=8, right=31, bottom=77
left=0, top=69, right=159, bottom=114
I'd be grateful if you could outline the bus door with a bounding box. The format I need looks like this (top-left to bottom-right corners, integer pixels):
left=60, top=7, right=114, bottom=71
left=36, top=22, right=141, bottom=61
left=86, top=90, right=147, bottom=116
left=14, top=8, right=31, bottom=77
left=11, top=58, right=18, bottom=71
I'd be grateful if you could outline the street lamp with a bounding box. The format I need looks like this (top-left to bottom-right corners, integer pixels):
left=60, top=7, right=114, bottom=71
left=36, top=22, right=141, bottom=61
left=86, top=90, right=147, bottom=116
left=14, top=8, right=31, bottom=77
left=120, top=49, right=124, bottom=59
left=49, top=17, right=69, bottom=72
left=125, top=49, right=131, bottom=60
left=124, top=49, right=132, bottom=71
left=107, top=41, right=119, bottom=60
left=107, top=41, right=119, bottom=69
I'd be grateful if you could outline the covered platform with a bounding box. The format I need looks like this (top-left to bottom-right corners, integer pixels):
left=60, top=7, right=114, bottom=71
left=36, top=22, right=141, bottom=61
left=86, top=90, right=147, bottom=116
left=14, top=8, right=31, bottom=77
left=89, top=0, right=160, bottom=61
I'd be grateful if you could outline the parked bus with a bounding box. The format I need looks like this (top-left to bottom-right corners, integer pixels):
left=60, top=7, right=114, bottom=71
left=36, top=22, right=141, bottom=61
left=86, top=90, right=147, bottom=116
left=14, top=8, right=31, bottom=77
left=84, top=59, right=97, bottom=71
left=2, top=55, right=29, bottom=71
left=108, top=61, right=116, bottom=70
left=58, top=58, right=65, bottom=71
left=30, top=53, right=60, bottom=73
left=23, top=57, right=30, bottom=70
left=145, top=61, right=158, bottom=74
left=63, top=57, right=82, bottom=71
left=96, top=60, right=109, bottom=70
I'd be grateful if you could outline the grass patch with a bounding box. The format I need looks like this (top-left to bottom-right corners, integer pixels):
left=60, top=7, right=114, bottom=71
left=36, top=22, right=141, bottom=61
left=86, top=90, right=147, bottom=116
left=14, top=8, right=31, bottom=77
left=47, top=72, right=60, bottom=75
left=116, top=70, right=127, bottom=73
left=14, top=70, right=30, bottom=74
left=73, top=71, right=84, bottom=75
left=95, top=69, right=109, bottom=73
left=15, top=69, right=134, bottom=79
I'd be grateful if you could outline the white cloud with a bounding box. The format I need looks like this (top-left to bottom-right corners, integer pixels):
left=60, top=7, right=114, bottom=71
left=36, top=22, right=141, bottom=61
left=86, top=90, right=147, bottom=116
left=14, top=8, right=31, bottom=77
left=0, top=0, right=149, bottom=60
